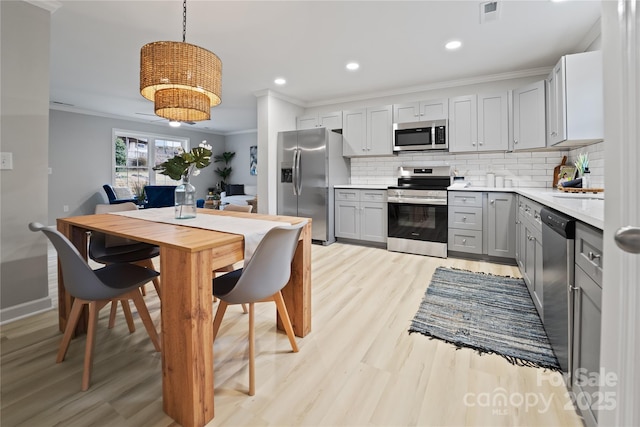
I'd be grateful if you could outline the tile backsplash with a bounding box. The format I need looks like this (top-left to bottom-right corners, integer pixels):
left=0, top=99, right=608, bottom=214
left=350, top=142, right=604, bottom=189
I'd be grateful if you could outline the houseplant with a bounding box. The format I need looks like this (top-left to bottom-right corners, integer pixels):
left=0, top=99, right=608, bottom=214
left=214, top=151, right=236, bottom=189
left=153, top=142, right=212, bottom=219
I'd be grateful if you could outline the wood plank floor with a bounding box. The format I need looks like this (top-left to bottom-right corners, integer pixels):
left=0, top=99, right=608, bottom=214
left=1, top=243, right=584, bottom=426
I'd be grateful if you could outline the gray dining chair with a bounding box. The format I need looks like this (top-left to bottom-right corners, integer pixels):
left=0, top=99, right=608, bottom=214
left=214, top=203, right=253, bottom=313
left=29, top=222, right=161, bottom=391
left=91, top=203, right=161, bottom=295
left=212, top=221, right=306, bottom=396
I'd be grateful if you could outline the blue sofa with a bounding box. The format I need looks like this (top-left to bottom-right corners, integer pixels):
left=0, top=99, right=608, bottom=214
left=103, top=184, right=138, bottom=205
left=144, top=185, right=176, bottom=208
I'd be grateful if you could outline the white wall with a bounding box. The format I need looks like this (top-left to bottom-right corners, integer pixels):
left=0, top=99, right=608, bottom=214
left=255, top=91, right=303, bottom=214
left=224, top=131, right=258, bottom=191
left=48, top=110, right=225, bottom=224
left=0, top=1, right=52, bottom=320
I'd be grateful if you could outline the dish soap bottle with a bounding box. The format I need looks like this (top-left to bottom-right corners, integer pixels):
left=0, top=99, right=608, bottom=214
left=582, top=167, right=591, bottom=189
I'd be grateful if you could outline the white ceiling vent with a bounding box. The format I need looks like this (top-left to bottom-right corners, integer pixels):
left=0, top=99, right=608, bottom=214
left=480, top=1, right=501, bottom=24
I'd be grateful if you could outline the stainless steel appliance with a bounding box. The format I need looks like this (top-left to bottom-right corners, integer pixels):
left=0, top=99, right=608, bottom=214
left=387, top=166, right=450, bottom=257
left=393, top=119, right=448, bottom=152
left=277, top=128, right=349, bottom=244
left=541, top=206, right=576, bottom=374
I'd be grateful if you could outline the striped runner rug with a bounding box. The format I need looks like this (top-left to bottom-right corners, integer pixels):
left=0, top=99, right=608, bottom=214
left=409, top=267, right=560, bottom=371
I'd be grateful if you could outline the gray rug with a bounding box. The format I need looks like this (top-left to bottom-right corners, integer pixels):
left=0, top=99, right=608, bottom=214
left=409, top=267, right=560, bottom=371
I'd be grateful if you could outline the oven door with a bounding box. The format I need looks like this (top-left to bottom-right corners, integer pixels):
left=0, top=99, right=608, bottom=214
left=387, top=202, right=448, bottom=243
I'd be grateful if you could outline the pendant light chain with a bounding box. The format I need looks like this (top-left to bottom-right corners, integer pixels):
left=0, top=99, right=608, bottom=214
left=182, top=0, right=187, bottom=43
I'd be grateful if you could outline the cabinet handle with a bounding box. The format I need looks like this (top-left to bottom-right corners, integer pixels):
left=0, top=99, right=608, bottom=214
left=528, top=235, right=535, bottom=241
left=414, top=114, right=420, bottom=117
left=479, top=141, right=484, bottom=146
left=472, top=142, right=476, bottom=146
left=462, top=216, right=467, bottom=222
left=490, top=200, right=495, bottom=204
left=515, top=220, right=520, bottom=224
left=514, top=139, right=518, bottom=144
left=462, top=239, right=467, bottom=244
left=588, top=251, right=601, bottom=261
left=462, top=198, right=467, bottom=202
left=534, top=213, right=540, bottom=220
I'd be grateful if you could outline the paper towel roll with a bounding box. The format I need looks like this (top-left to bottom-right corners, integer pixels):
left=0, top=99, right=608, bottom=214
left=486, top=173, right=495, bottom=187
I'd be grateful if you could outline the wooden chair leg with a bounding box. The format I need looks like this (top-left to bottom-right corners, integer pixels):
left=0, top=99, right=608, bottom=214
left=56, top=298, right=85, bottom=363
left=108, top=301, right=118, bottom=329
left=248, top=302, right=255, bottom=396
left=273, top=291, right=299, bottom=353
left=129, top=289, right=161, bottom=352
left=212, top=300, right=228, bottom=340
left=242, top=304, right=248, bottom=314
left=81, top=301, right=100, bottom=391
left=120, top=299, right=136, bottom=333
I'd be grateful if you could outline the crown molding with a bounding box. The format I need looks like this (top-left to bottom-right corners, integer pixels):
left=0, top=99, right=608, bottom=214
left=23, top=0, right=62, bottom=13
left=305, top=67, right=552, bottom=108
left=253, top=89, right=306, bottom=108
left=49, top=103, right=226, bottom=136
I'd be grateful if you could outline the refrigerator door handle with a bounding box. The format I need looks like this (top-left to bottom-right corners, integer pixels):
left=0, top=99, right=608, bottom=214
left=295, top=148, right=302, bottom=195
left=292, top=148, right=299, bottom=196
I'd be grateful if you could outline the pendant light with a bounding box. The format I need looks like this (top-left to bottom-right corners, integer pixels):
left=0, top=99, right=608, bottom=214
left=140, top=0, right=222, bottom=122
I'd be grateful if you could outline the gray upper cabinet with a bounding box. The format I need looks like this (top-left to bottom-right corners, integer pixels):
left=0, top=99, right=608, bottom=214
left=513, top=80, right=547, bottom=150
left=449, top=93, right=508, bottom=153
left=297, top=111, right=342, bottom=130
left=546, top=51, right=603, bottom=147
left=342, top=105, right=392, bottom=157
left=393, top=98, right=448, bottom=123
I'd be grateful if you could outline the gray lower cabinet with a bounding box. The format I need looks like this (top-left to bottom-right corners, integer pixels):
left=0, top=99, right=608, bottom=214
left=487, top=192, right=516, bottom=258
left=515, top=195, right=544, bottom=318
left=448, top=191, right=515, bottom=259
left=335, top=189, right=387, bottom=243
left=572, top=221, right=603, bottom=427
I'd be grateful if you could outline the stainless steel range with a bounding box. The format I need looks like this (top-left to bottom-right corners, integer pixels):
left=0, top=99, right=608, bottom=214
left=387, top=166, right=451, bottom=258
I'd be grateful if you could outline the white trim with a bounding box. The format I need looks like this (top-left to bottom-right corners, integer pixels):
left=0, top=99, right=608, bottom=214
left=111, top=129, right=190, bottom=186
left=304, top=67, right=553, bottom=108
left=0, top=297, right=53, bottom=325
left=23, top=0, right=62, bottom=13
left=601, top=1, right=639, bottom=426
left=225, top=129, right=258, bottom=136
left=49, top=104, right=225, bottom=136
left=253, top=89, right=306, bottom=107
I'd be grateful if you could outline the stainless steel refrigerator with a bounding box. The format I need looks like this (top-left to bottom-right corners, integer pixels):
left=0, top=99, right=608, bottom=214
left=277, top=128, right=349, bottom=244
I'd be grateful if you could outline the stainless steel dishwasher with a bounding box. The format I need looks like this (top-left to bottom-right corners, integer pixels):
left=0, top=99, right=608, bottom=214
left=541, top=207, right=576, bottom=374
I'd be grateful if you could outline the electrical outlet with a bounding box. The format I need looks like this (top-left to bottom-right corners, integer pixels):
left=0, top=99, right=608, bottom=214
left=1, top=152, right=13, bottom=170
left=63, top=205, right=69, bottom=212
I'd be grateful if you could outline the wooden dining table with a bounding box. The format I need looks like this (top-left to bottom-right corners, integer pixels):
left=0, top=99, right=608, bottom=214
left=56, top=208, right=312, bottom=427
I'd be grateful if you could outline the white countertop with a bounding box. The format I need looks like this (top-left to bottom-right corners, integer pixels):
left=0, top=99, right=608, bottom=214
left=447, top=186, right=604, bottom=230
left=334, top=184, right=389, bottom=190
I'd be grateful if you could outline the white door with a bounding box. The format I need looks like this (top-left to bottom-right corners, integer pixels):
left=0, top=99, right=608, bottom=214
left=600, top=2, right=640, bottom=426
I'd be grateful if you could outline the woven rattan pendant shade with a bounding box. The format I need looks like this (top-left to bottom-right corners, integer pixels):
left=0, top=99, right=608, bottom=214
left=140, top=41, right=222, bottom=122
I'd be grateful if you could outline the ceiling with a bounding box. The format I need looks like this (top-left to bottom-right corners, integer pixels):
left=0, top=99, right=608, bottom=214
left=48, top=1, right=601, bottom=135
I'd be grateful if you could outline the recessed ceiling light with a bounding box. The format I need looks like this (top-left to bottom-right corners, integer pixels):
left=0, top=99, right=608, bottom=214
left=346, top=62, right=360, bottom=71
left=169, top=120, right=181, bottom=127
left=445, top=40, right=462, bottom=50
left=274, top=78, right=286, bottom=85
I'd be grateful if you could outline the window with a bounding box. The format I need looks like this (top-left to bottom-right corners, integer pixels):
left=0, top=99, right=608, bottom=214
left=113, top=129, right=189, bottom=195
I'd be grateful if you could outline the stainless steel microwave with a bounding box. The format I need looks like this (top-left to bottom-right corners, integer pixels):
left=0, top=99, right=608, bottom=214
left=393, top=119, right=448, bottom=152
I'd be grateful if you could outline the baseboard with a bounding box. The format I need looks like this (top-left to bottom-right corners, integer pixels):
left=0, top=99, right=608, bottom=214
left=0, top=297, right=53, bottom=325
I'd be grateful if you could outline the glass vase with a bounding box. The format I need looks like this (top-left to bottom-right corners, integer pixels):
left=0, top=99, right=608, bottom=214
left=175, top=175, right=197, bottom=219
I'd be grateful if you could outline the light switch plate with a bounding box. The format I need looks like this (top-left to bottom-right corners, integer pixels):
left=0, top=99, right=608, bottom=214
left=1, top=152, right=13, bottom=170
